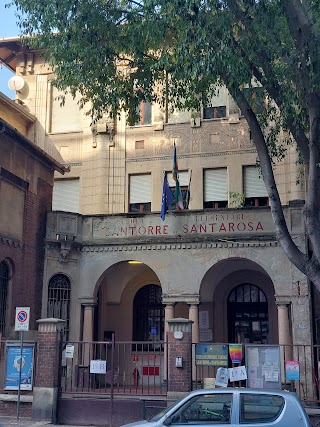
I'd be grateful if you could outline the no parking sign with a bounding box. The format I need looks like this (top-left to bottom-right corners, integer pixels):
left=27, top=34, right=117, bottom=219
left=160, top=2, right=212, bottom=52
left=15, top=307, right=30, bottom=331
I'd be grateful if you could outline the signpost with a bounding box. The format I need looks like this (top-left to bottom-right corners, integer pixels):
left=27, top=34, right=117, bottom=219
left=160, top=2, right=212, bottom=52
left=14, top=307, right=30, bottom=421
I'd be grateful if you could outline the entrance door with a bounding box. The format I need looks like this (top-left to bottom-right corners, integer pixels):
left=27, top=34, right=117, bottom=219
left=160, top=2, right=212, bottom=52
left=228, top=284, right=269, bottom=344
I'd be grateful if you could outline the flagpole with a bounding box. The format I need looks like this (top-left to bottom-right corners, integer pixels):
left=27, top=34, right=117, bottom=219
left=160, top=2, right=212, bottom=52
left=186, top=169, right=192, bottom=209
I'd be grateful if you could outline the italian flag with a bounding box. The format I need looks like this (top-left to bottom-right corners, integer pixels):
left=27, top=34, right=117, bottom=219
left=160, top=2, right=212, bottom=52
left=173, top=143, right=184, bottom=210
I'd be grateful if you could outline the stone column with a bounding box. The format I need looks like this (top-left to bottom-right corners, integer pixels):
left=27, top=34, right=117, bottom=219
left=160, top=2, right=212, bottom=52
left=167, top=318, right=193, bottom=401
left=82, top=303, right=95, bottom=365
left=189, top=304, right=199, bottom=383
left=163, top=304, right=175, bottom=382
left=277, top=303, right=293, bottom=381
left=32, top=318, right=65, bottom=423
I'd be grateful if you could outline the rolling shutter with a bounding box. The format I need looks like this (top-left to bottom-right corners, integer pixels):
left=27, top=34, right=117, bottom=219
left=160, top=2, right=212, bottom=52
left=51, top=87, right=82, bottom=133
left=204, top=168, right=228, bottom=202
left=243, top=166, right=268, bottom=197
left=167, top=171, right=190, bottom=187
left=129, top=174, right=152, bottom=203
left=52, top=179, right=80, bottom=213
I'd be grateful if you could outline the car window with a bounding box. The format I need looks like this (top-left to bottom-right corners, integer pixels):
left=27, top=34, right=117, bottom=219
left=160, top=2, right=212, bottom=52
left=240, top=393, right=285, bottom=423
left=171, top=394, right=232, bottom=424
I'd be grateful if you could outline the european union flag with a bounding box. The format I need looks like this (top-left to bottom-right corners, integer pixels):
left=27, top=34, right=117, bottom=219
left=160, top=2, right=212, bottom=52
left=160, top=174, right=174, bottom=221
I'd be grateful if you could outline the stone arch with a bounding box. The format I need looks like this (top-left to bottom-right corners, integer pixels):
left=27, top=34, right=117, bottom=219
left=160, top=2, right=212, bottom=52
left=199, top=257, right=277, bottom=344
left=47, top=273, right=72, bottom=340
left=93, top=260, right=162, bottom=342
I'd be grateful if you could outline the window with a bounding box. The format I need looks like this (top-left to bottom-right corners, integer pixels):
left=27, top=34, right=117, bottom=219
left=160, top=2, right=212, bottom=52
left=47, top=274, right=71, bottom=340
left=52, top=179, right=80, bottom=213
left=243, top=166, right=269, bottom=207
left=240, top=393, right=284, bottom=423
left=167, top=171, right=191, bottom=210
left=171, top=394, right=232, bottom=424
left=0, top=261, right=9, bottom=335
left=50, top=86, right=82, bottom=133
left=133, top=285, right=164, bottom=342
left=203, top=168, right=228, bottom=209
left=243, top=87, right=266, bottom=115
left=228, top=284, right=269, bottom=344
left=203, top=106, right=226, bottom=120
left=137, top=101, right=152, bottom=125
left=129, top=174, right=151, bottom=212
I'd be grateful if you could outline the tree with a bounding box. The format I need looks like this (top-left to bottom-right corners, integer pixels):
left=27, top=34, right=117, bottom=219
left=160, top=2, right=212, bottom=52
left=9, top=0, right=320, bottom=287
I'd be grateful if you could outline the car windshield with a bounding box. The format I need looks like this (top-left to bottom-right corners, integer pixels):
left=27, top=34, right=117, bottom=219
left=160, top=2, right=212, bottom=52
left=149, top=397, right=185, bottom=422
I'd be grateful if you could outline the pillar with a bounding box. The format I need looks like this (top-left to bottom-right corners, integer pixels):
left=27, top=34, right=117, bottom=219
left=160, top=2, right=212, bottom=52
left=82, top=303, right=95, bottom=365
left=167, top=318, right=193, bottom=401
left=163, top=304, right=175, bottom=382
left=32, top=318, right=65, bottom=423
left=189, top=304, right=199, bottom=383
left=277, top=303, right=293, bottom=381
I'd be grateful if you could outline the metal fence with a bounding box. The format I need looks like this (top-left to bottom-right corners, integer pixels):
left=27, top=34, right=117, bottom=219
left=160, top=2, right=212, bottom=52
left=59, top=339, right=320, bottom=405
left=192, top=343, right=320, bottom=406
left=60, top=339, right=166, bottom=396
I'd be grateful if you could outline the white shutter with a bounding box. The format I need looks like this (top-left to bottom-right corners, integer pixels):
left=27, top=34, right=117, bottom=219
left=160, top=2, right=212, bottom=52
left=129, top=174, right=151, bottom=203
left=204, top=168, right=228, bottom=202
left=167, top=171, right=190, bottom=187
left=52, top=179, right=80, bottom=213
left=51, top=87, right=82, bottom=133
left=243, top=166, right=268, bottom=197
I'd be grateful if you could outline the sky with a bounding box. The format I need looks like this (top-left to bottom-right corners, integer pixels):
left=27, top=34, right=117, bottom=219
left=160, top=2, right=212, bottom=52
left=0, top=2, right=20, bottom=98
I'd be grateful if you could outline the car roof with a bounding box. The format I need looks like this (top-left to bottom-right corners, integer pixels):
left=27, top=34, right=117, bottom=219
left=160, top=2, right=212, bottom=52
left=187, top=388, right=296, bottom=398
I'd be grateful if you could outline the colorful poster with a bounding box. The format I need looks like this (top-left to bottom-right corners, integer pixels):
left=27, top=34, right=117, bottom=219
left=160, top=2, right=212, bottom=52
left=5, top=345, right=34, bottom=390
left=285, top=360, right=300, bottom=380
left=229, top=344, right=243, bottom=363
left=195, top=344, right=228, bottom=366
left=215, top=367, right=229, bottom=387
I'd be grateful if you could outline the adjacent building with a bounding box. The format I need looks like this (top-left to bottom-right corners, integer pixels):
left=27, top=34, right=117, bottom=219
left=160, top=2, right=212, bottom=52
left=0, top=38, right=315, bottom=383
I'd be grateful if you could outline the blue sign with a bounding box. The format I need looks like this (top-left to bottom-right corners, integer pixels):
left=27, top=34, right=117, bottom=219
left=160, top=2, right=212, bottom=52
left=150, top=327, right=157, bottom=334
left=5, top=345, right=34, bottom=390
left=195, top=344, right=228, bottom=366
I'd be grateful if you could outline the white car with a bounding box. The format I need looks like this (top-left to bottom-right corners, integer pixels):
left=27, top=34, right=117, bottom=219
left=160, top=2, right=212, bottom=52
left=121, top=388, right=312, bottom=427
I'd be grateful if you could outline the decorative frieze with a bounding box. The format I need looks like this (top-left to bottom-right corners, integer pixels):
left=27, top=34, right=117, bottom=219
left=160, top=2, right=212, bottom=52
left=80, top=240, right=278, bottom=253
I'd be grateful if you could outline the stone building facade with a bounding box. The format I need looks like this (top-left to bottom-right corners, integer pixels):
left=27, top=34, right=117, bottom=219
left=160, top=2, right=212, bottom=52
left=0, top=37, right=315, bottom=385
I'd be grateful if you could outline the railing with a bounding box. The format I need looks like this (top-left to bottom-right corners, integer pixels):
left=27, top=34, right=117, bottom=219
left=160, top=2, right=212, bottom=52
left=192, top=343, right=320, bottom=406
left=59, top=340, right=320, bottom=405
left=60, top=340, right=166, bottom=396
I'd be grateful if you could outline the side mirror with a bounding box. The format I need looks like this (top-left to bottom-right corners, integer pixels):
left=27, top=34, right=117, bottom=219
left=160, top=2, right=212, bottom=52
left=163, top=417, right=172, bottom=426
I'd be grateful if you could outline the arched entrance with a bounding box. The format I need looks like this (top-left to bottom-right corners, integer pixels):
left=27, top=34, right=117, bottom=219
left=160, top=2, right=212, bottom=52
left=132, top=284, right=164, bottom=342
left=200, top=258, right=278, bottom=344
left=227, top=284, right=269, bottom=344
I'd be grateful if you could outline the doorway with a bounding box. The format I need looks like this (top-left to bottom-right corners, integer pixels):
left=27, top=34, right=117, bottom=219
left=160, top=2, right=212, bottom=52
left=228, top=283, right=269, bottom=344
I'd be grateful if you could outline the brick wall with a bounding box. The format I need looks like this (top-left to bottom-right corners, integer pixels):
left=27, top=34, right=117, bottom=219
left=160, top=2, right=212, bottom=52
left=35, top=331, right=61, bottom=388
left=167, top=331, right=192, bottom=392
left=0, top=171, right=53, bottom=336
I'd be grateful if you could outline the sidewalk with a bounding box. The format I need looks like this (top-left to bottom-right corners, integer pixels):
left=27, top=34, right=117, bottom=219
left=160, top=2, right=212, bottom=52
left=0, top=418, right=52, bottom=427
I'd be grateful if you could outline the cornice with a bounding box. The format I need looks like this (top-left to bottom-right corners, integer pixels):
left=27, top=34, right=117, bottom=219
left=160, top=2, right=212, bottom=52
left=79, top=240, right=278, bottom=252
left=0, top=234, right=23, bottom=249
left=126, top=149, right=257, bottom=163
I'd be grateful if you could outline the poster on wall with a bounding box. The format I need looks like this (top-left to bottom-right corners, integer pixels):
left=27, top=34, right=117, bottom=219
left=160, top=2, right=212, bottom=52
left=195, top=344, right=228, bottom=366
left=245, top=345, right=281, bottom=390
left=285, top=360, right=300, bottom=381
left=5, top=343, right=34, bottom=390
left=229, top=344, right=243, bottom=363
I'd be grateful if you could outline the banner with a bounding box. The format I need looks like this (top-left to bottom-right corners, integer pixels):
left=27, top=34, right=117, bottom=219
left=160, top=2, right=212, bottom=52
left=5, top=344, right=34, bottom=390
left=229, top=344, right=243, bottom=363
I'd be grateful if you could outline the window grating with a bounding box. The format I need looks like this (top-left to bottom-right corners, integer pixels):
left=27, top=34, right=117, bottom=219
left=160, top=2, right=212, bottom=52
left=47, top=274, right=71, bottom=340
left=133, top=285, right=164, bottom=343
left=0, top=261, right=9, bottom=334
